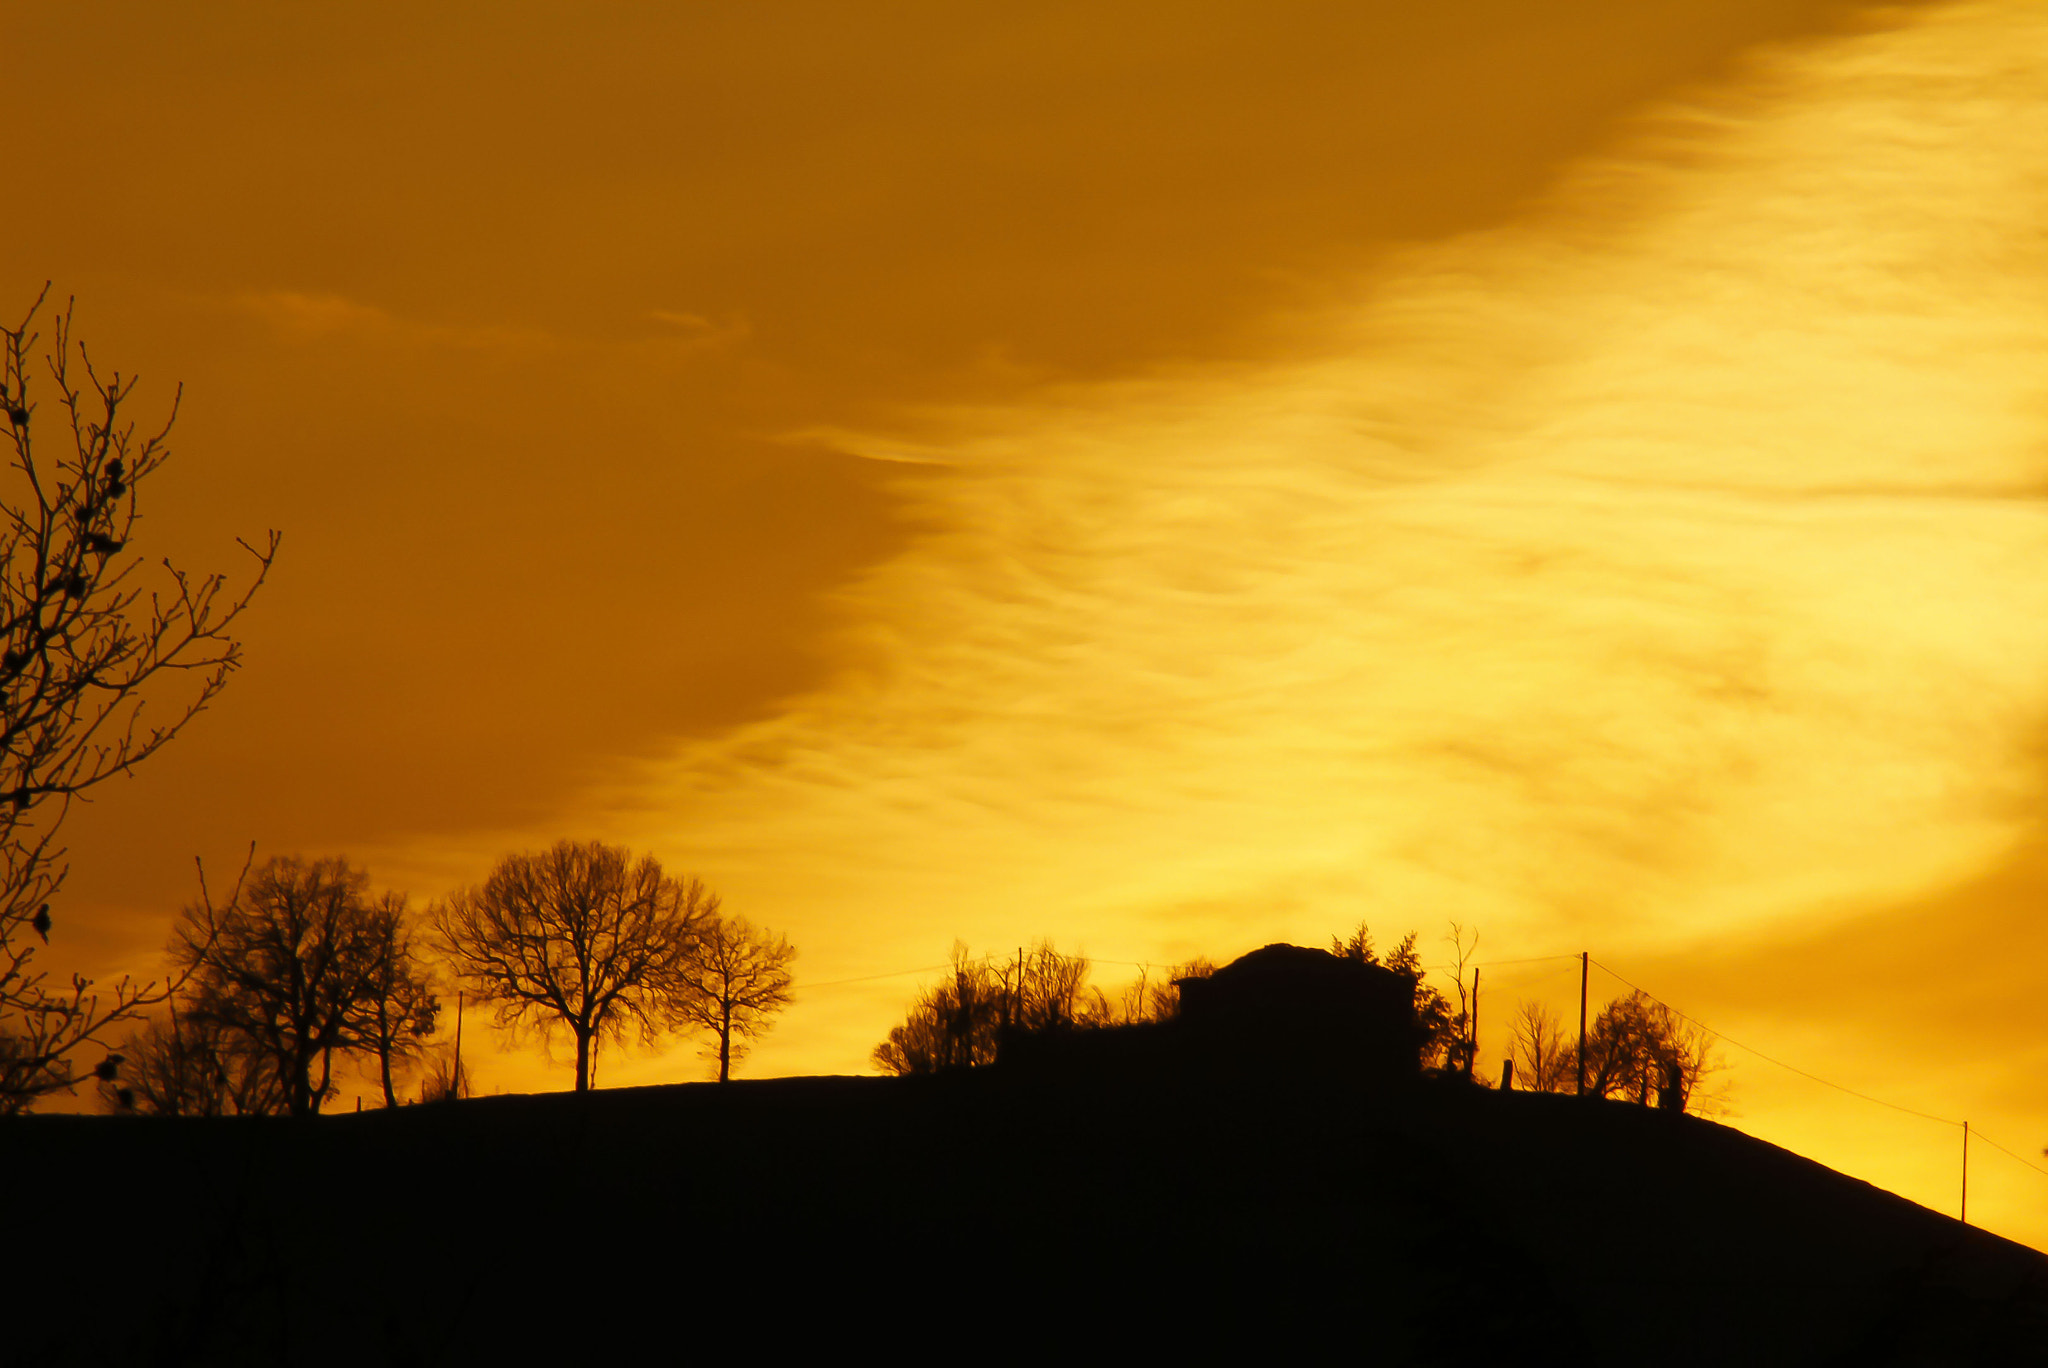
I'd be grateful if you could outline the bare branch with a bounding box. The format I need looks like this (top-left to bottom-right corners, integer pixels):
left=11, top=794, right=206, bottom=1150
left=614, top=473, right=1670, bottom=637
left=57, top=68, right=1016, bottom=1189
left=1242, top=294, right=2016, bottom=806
left=0, top=290, right=278, bottom=1111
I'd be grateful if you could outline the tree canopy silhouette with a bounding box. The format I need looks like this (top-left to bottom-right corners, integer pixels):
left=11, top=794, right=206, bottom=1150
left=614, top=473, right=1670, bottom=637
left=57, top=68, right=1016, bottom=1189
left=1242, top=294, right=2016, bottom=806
left=1509, top=999, right=1576, bottom=1094
left=1331, top=921, right=1465, bottom=1072
left=873, top=941, right=1097, bottom=1075
left=665, top=915, right=794, bottom=1083
left=1100, top=955, right=1215, bottom=1025
left=0, top=289, right=277, bottom=1112
left=873, top=944, right=1011, bottom=1075
left=98, top=1006, right=285, bottom=1117
left=1582, top=990, right=1720, bottom=1110
left=1507, top=988, right=1722, bottom=1111
left=433, top=840, right=716, bottom=1093
left=171, top=856, right=437, bottom=1117
left=872, top=942, right=1211, bottom=1075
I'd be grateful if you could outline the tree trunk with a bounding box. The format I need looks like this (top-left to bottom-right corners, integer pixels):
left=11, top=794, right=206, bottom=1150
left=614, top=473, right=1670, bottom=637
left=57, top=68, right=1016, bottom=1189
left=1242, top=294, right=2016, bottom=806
left=315, top=1044, right=334, bottom=1116
left=574, top=1026, right=592, bottom=1093
left=288, top=1043, right=317, bottom=1119
left=377, top=996, right=398, bottom=1108
left=718, top=1001, right=732, bottom=1083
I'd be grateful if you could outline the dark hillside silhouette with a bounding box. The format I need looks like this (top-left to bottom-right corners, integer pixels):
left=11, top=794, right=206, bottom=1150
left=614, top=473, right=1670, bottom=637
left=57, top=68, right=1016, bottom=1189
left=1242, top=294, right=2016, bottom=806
left=16, top=1046, right=2048, bottom=1362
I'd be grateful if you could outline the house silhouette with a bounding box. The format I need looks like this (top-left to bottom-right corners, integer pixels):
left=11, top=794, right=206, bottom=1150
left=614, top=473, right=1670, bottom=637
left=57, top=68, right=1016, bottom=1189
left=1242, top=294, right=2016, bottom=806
left=1176, top=943, right=1421, bottom=1080
left=999, top=942, right=1423, bottom=1082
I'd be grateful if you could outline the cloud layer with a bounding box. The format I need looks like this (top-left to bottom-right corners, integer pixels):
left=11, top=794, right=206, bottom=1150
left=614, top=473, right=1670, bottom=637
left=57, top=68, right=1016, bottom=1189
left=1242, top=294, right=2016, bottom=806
left=622, top=0, right=2047, bottom=961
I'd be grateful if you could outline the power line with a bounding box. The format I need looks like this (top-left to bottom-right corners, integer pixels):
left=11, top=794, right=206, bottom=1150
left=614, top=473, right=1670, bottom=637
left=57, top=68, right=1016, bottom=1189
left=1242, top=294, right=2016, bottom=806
left=1966, top=1129, right=2048, bottom=1182
left=1588, top=957, right=1961, bottom=1129
left=809, top=945, right=2048, bottom=1173
left=801, top=950, right=1102, bottom=991
left=814, top=945, right=1587, bottom=991
left=797, top=961, right=960, bottom=991
left=799, top=950, right=1185, bottom=991
left=805, top=941, right=2048, bottom=1203
left=1576, top=956, right=2048, bottom=1224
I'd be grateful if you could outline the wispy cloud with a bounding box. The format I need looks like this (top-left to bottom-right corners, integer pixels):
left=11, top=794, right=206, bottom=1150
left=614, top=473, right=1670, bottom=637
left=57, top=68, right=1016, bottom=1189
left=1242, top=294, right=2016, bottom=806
left=645, top=308, right=750, bottom=350
left=581, top=1, right=2048, bottom=988
left=230, top=289, right=557, bottom=351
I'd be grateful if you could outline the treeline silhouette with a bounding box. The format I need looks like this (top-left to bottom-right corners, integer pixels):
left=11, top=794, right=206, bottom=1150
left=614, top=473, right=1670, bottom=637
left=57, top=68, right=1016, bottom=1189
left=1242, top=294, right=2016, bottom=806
left=871, top=921, right=1723, bottom=1115
left=870, top=940, right=1215, bottom=1073
left=1511, top=990, right=1721, bottom=1110
left=103, top=840, right=794, bottom=1116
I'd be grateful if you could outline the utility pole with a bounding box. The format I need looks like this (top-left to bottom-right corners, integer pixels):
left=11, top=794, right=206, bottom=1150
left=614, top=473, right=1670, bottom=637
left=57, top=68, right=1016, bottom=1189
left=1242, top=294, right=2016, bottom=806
left=1962, top=1121, right=1970, bottom=1224
left=1468, top=966, right=1479, bottom=1080
left=452, top=990, right=464, bottom=1100
left=1577, top=951, right=1589, bottom=1098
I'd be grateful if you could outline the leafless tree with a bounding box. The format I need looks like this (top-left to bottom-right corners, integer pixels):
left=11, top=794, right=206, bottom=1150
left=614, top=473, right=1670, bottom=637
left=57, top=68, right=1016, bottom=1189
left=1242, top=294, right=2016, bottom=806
left=666, top=916, right=794, bottom=1083
left=1086, top=956, right=1215, bottom=1025
left=360, top=907, right=441, bottom=1106
left=873, top=940, right=1144, bottom=1074
left=872, top=943, right=1004, bottom=1075
left=0, top=289, right=278, bottom=1112
left=1440, top=922, right=1479, bottom=1078
left=1507, top=1000, right=1576, bottom=1094
left=433, top=840, right=715, bottom=1093
left=1580, top=990, right=1722, bottom=1113
left=172, top=856, right=437, bottom=1118
left=98, top=1005, right=285, bottom=1117
left=417, top=1042, right=471, bottom=1103
left=991, top=941, right=1090, bottom=1035
left=1142, top=957, right=1215, bottom=1022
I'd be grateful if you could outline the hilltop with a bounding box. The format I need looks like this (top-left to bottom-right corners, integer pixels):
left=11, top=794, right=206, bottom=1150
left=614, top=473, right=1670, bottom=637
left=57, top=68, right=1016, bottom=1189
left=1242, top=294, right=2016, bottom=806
left=13, top=1067, right=2047, bottom=1364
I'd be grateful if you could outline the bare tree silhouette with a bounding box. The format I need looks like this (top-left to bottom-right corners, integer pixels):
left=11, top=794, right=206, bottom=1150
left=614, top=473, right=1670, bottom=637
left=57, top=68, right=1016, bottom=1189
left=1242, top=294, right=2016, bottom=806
left=1439, top=922, right=1480, bottom=1078
left=360, top=908, right=442, bottom=1107
left=872, top=943, right=1004, bottom=1075
left=98, top=1005, right=285, bottom=1116
left=1508, top=1000, right=1576, bottom=1094
left=1143, top=956, right=1216, bottom=1022
left=433, top=840, right=716, bottom=1093
left=0, top=288, right=277, bottom=1112
left=172, top=856, right=437, bottom=1118
left=417, top=1042, right=471, bottom=1103
left=873, top=940, right=1171, bottom=1073
left=1581, top=990, right=1721, bottom=1111
left=1081, top=956, right=1216, bottom=1025
left=1503, top=989, right=1724, bottom=1111
left=666, top=916, right=794, bottom=1082
left=991, top=941, right=1091, bottom=1035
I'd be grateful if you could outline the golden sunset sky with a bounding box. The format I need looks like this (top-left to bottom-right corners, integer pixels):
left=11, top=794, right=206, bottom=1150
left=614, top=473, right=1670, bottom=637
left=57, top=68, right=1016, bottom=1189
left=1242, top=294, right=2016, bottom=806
left=10, top=1, right=2048, bottom=1248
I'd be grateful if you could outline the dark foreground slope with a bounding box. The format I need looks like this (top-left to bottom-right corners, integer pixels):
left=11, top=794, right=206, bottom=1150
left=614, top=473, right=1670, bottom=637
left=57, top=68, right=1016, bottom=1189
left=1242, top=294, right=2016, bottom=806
left=12, top=1071, right=2047, bottom=1365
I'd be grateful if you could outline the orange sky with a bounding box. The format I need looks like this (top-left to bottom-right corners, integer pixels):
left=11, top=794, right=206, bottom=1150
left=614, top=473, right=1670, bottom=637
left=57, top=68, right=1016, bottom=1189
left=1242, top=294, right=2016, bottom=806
left=12, top=0, right=2048, bottom=1249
